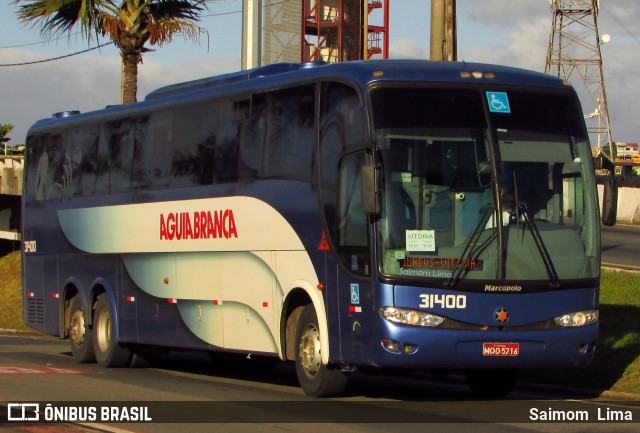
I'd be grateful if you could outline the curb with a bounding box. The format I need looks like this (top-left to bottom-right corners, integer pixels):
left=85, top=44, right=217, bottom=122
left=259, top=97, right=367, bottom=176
left=0, top=328, right=51, bottom=337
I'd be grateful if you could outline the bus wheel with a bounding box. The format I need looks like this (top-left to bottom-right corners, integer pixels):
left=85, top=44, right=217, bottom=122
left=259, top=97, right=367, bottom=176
left=294, top=305, right=347, bottom=397
left=93, top=294, right=132, bottom=367
left=68, top=296, right=95, bottom=363
left=465, top=369, right=519, bottom=398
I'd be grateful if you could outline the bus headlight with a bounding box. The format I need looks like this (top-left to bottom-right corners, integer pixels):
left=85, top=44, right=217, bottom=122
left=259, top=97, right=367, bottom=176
left=554, top=310, right=598, bottom=327
left=380, top=307, right=445, bottom=327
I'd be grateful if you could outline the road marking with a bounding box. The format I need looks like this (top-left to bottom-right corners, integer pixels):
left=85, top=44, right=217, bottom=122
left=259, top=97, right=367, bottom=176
left=602, top=262, right=640, bottom=272
left=0, top=366, right=95, bottom=374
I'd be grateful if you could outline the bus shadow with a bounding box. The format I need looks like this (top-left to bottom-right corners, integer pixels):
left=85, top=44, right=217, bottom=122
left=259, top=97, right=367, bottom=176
left=141, top=350, right=593, bottom=402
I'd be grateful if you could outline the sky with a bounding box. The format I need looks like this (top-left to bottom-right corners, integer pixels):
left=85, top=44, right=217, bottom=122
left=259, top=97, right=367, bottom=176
left=1, top=0, right=639, bottom=146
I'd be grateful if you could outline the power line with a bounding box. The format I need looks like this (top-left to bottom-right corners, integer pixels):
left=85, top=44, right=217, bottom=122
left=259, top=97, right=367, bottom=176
left=0, top=32, right=84, bottom=49
left=602, top=6, right=640, bottom=49
left=0, top=42, right=113, bottom=67
left=0, top=0, right=292, bottom=49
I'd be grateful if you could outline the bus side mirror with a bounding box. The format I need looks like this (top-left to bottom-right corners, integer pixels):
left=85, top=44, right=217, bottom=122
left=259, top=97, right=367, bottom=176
left=598, top=156, right=617, bottom=226
left=361, top=164, right=380, bottom=214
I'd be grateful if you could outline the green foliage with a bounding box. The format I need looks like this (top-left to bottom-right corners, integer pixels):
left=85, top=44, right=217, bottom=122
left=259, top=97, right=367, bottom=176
left=0, top=123, right=13, bottom=144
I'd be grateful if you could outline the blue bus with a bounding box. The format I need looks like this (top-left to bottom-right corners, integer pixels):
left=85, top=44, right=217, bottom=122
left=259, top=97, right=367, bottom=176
left=22, top=60, right=614, bottom=397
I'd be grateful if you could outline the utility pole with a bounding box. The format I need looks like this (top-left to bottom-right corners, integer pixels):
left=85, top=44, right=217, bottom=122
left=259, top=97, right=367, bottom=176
left=430, top=0, right=456, bottom=61
left=242, top=0, right=262, bottom=70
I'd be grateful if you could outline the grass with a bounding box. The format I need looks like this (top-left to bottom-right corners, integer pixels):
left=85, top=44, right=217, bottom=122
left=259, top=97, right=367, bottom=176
left=1, top=251, right=639, bottom=394
left=0, top=250, right=29, bottom=331
left=518, top=270, right=640, bottom=395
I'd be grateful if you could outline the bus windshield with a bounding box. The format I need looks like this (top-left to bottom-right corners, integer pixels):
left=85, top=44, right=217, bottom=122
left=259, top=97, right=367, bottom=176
left=371, top=86, right=599, bottom=287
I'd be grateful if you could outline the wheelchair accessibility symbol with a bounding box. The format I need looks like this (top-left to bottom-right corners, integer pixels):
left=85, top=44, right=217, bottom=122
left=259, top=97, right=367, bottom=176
left=486, top=91, right=511, bottom=113
left=350, top=284, right=360, bottom=304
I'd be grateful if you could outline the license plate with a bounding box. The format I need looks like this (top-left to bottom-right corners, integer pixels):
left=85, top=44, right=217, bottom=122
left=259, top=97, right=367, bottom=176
left=482, top=342, right=520, bottom=357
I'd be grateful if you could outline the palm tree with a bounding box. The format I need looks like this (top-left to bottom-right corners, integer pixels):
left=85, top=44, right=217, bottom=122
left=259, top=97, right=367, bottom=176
left=14, top=0, right=211, bottom=104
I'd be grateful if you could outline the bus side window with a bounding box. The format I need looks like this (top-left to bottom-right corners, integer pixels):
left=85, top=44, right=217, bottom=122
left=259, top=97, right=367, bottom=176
left=238, top=94, right=266, bottom=181
left=337, top=152, right=370, bottom=275
left=106, top=119, right=135, bottom=193
left=26, top=135, right=48, bottom=201
left=147, top=111, right=173, bottom=189
left=45, top=134, right=65, bottom=200
left=213, top=99, right=239, bottom=184
left=263, top=85, right=315, bottom=182
left=319, top=81, right=368, bottom=274
left=131, top=116, right=151, bottom=189
left=171, top=102, right=217, bottom=187
left=60, top=127, right=98, bottom=198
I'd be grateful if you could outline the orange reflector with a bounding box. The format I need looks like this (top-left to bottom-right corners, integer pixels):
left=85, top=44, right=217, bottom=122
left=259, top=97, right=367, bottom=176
left=317, top=283, right=324, bottom=291
left=163, top=278, right=170, bottom=285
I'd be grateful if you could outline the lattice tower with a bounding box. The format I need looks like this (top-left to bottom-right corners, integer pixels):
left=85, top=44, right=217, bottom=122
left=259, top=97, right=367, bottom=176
left=545, top=0, right=613, bottom=155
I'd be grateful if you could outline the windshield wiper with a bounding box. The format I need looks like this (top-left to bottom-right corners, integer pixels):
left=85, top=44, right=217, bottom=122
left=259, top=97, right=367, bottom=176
left=444, top=205, right=497, bottom=287
left=518, top=202, right=560, bottom=288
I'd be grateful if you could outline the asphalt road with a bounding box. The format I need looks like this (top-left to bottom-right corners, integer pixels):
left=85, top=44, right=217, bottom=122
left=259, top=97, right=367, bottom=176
left=0, top=336, right=638, bottom=433
left=601, top=223, right=640, bottom=271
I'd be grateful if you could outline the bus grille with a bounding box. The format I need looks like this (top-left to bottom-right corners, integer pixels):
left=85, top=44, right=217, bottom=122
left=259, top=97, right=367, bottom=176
left=26, top=298, right=45, bottom=325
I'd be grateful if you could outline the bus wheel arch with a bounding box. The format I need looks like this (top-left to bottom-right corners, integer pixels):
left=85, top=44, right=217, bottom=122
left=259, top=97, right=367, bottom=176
left=282, top=288, right=311, bottom=361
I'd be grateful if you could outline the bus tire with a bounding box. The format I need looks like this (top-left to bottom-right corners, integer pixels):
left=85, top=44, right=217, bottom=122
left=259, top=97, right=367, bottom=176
left=465, top=368, right=519, bottom=398
left=68, top=296, right=95, bottom=363
left=93, top=294, right=132, bottom=367
left=294, top=304, right=347, bottom=397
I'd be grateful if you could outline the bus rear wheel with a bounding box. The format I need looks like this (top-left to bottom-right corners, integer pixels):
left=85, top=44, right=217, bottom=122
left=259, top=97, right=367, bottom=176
left=93, top=294, right=132, bottom=367
left=465, top=368, right=519, bottom=398
left=68, top=296, right=95, bottom=363
left=294, top=305, right=347, bottom=397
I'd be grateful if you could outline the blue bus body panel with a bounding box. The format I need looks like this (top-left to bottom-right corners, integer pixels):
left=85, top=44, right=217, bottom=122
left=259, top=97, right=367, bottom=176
left=392, top=285, right=597, bottom=326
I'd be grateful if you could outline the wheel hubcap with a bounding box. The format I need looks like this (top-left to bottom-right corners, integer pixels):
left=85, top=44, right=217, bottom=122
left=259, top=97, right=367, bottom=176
left=95, top=310, right=111, bottom=353
left=69, top=310, right=85, bottom=346
left=299, top=323, right=321, bottom=378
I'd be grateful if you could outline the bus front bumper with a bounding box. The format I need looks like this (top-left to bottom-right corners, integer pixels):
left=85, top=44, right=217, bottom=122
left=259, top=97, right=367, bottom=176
left=370, top=322, right=598, bottom=370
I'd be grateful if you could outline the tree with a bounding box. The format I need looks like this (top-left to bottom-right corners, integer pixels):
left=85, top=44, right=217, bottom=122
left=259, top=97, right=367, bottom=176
left=1, top=124, right=13, bottom=150
left=14, top=1, right=211, bottom=104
